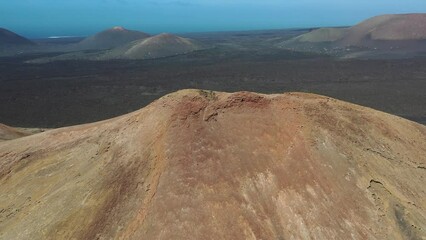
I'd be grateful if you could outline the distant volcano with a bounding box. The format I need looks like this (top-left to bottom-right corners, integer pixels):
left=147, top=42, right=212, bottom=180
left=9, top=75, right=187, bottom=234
left=0, top=28, right=34, bottom=45
left=26, top=33, right=206, bottom=63
left=285, top=28, right=348, bottom=43
left=339, top=14, right=426, bottom=49
left=77, top=27, right=150, bottom=50
left=102, top=33, right=205, bottom=59
left=280, top=13, right=426, bottom=54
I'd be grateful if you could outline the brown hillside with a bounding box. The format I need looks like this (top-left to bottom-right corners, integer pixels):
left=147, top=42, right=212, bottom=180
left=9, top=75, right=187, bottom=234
left=103, top=33, right=204, bottom=59
left=0, top=90, right=425, bottom=239
left=340, top=14, right=426, bottom=48
left=288, top=27, right=348, bottom=43
left=0, top=124, right=29, bottom=141
left=280, top=14, right=426, bottom=53
left=0, top=124, right=44, bottom=141
left=77, top=26, right=150, bottom=50
left=0, top=123, right=46, bottom=142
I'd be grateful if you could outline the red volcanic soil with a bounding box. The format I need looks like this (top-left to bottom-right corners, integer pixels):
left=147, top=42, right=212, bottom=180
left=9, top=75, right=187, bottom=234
left=77, top=26, right=150, bottom=50
left=0, top=28, right=34, bottom=45
left=0, top=90, right=425, bottom=239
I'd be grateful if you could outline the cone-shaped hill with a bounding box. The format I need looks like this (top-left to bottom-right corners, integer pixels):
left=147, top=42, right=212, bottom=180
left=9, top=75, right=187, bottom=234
left=77, top=26, right=150, bottom=50
left=339, top=13, right=426, bottom=48
left=286, top=27, right=349, bottom=43
left=280, top=13, right=426, bottom=53
left=26, top=33, right=205, bottom=62
left=0, top=90, right=425, bottom=239
left=103, top=33, right=205, bottom=59
left=0, top=28, right=34, bottom=45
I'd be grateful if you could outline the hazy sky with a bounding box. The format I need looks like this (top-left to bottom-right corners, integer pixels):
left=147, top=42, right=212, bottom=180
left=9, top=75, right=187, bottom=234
left=1, top=0, right=425, bottom=38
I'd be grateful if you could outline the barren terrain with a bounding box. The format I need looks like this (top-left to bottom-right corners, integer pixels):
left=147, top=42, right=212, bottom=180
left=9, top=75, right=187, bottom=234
left=280, top=14, right=426, bottom=57
left=1, top=90, right=425, bottom=239
left=0, top=40, right=425, bottom=127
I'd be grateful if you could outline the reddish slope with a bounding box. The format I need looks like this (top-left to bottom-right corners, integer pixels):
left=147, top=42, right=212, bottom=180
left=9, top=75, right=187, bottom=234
left=0, top=90, right=425, bottom=239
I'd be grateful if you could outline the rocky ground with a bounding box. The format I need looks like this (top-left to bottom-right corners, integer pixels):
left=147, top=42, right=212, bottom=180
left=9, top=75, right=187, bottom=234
left=0, top=90, right=425, bottom=239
